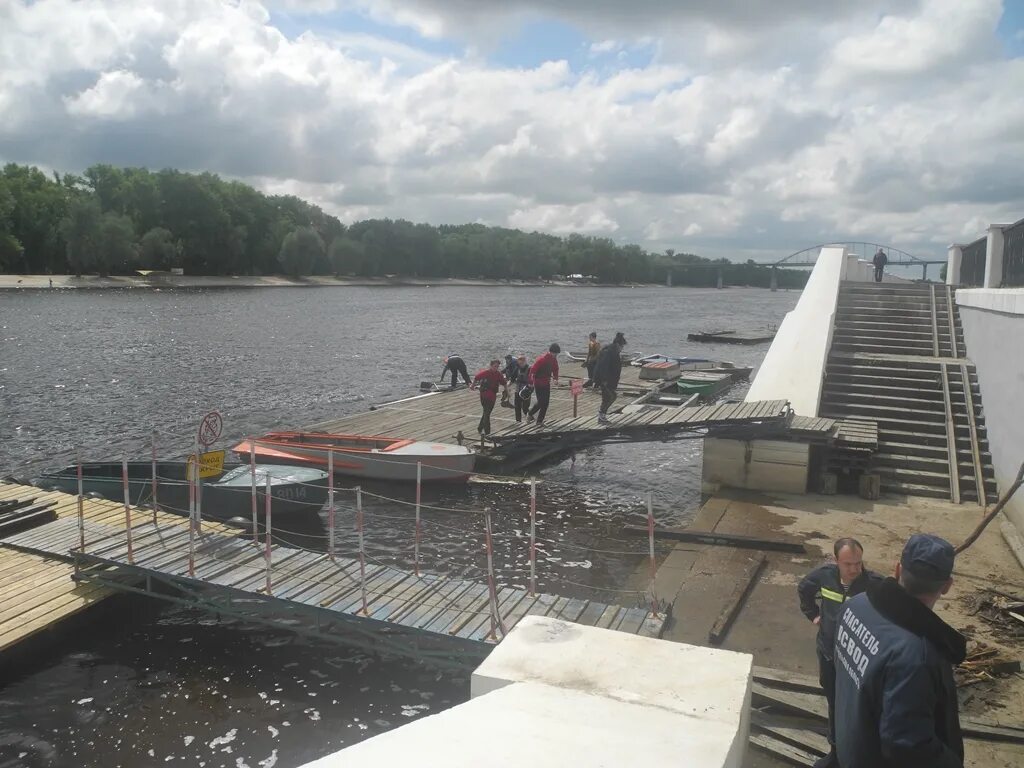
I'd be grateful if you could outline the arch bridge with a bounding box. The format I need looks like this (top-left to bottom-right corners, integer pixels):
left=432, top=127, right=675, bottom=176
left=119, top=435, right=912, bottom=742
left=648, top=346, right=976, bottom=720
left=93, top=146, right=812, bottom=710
left=774, top=242, right=946, bottom=281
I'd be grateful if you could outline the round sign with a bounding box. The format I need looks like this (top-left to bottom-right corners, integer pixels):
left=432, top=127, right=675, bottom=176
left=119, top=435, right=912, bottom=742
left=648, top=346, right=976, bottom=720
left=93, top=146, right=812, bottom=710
left=570, top=379, right=584, bottom=396
left=198, top=411, right=223, bottom=448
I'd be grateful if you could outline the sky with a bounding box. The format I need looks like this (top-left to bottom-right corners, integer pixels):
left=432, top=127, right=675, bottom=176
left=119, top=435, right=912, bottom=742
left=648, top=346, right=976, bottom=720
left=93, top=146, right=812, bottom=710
left=1, top=0, right=1023, bottom=262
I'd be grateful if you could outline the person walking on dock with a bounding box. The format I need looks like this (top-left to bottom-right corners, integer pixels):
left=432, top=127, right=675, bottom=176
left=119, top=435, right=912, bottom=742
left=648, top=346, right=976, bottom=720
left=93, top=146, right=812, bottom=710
left=471, top=359, right=508, bottom=435
left=833, top=534, right=964, bottom=768
left=594, top=332, right=627, bottom=424
left=441, top=354, right=471, bottom=389
left=527, top=343, right=560, bottom=426
left=872, top=248, right=888, bottom=283
left=583, top=331, right=600, bottom=388
left=797, top=538, right=881, bottom=768
left=508, top=353, right=532, bottom=422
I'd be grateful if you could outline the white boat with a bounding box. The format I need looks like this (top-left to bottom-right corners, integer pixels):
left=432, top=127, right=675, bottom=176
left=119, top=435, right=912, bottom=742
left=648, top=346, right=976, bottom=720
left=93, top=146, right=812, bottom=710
left=232, top=432, right=476, bottom=483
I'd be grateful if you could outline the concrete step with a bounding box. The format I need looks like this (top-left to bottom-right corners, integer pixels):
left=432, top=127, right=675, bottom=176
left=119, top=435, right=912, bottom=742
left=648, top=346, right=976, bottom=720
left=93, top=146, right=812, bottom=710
left=828, top=356, right=977, bottom=377
left=831, top=341, right=946, bottom=357
left=831, top=335, right=937, bottom=351
left=880, top=481, right=952, bottom=501
left=823, top=381, right=948, bottom=401
left=832, top=324, right=945, bottom=340
left=878, top=440, right=952, bottom=459
left=875, top=464, right=952, bottom=489
left=822, top=389, right=981, bottom=414
left=874, top=452, right=951, bottom=473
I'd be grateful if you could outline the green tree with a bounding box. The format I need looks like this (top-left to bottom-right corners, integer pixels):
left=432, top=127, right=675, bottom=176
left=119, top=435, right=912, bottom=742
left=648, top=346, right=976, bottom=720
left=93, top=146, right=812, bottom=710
left=59, top=197, right=102, bottom=276
left=138, top=227, right=181, bottom=270
left=95, top=212, right=136, bottom=275
left=328, top=236, right=364, bottom=276
left=278, top=226, right=323, bottom=278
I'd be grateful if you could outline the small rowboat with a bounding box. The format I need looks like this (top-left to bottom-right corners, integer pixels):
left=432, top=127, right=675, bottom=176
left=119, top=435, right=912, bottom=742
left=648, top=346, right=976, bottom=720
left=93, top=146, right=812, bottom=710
left=34, top=462, right=329, bottom=519
left=232, top=432, right=476, bottom=483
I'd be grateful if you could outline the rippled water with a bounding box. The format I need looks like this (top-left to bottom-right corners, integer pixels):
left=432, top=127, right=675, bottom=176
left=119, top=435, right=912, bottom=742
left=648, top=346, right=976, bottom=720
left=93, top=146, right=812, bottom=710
left=0, top=285, right=797, bottom=767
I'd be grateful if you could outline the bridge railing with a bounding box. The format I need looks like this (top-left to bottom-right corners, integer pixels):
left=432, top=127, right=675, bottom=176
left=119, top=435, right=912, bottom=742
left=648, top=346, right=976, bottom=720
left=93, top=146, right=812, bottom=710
left=960, top=236, right=987, bottom=287
left=1002, top=218, right=1024, bottom=287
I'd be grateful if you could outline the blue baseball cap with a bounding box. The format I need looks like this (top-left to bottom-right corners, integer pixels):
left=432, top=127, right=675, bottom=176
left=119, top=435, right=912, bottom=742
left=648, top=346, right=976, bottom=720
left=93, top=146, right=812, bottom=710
left=901, top=534, right=955, bottom=581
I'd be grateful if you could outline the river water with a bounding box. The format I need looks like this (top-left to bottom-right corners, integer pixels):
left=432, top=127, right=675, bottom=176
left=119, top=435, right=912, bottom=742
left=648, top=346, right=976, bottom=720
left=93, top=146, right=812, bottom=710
left=0, top=285, right=797, bottom=767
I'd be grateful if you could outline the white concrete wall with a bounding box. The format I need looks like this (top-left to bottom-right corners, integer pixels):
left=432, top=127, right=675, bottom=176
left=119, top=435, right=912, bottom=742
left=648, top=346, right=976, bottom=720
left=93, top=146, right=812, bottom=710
left=956, top=288, right=1024, bottom=531
left=745, top=246, right=847, bottom=416
left=701, top=438, right=809, bottom=494
left=300, top=617, right=753, bottom=768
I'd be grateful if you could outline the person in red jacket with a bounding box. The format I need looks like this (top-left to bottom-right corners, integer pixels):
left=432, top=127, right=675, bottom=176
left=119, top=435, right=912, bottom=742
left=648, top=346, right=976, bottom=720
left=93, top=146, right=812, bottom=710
left=471, top=359, right=509, bottom=435
left=527, top=343, right=560, bottom=426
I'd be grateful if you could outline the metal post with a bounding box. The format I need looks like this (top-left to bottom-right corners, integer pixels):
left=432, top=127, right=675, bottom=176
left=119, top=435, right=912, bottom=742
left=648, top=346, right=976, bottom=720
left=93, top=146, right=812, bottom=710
left=249, top=439, right=258, bottom=545
left=573, top=391, right=578, bottom=417
left=529, top=478, right=537, bottom=596
left=647, top=491, right=657, bottom=612
left=357, top=486, right=367, bottom=614
left=414, top=462, right=422, bottom=576
left=187, top=458, right=195, bottom=577
left=194, top=439, right=202, bottom=534
left=150, top=430, right=158, bottom=522
left=122, top=456, right=133, bottom=563
left=328, top=449, right=335, bottom=561
left=770, top=266, right=778, bottom=292
left=264, top=475, right=273, bottom=594
left=923, top=263, right=928, bottom=282
left=484, top=509, right=505, bottom=639
left=76, top=450, right=85, bottom=571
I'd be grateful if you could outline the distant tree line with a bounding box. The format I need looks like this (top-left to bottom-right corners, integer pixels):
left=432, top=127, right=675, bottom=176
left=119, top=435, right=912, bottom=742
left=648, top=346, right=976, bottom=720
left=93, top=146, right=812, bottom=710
left=0, top=163, right=807, bottom=288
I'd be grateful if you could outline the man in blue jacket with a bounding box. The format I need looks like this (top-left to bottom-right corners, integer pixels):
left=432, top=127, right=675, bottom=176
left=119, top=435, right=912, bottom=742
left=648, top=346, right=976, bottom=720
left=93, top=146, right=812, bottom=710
left=797, top=538, right=881, bottom=768
left=834, top=534, right=966, bottom=768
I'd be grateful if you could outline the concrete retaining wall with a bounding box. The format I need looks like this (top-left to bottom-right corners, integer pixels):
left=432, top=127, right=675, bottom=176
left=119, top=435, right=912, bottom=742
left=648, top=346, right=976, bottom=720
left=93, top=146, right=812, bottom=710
left=956, top=288, right=1024, bottom=531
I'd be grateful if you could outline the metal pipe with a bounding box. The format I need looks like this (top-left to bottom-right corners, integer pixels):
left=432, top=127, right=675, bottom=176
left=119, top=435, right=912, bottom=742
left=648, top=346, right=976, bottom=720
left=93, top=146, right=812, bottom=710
left=150, top=430, right=158, bottom=522
left=647, top=491, right=657, bottom=612
left=249, top=439, right=258, bottom=545
left=187, top=457, right=195, bottom=577
left=485, top=509, right=505, bottom=638
left=414, top=462, right=422, bottom=576
left=122, top=456, right=133, bottom=563
left=328, top=449, right=335, bottom=561
left=195, top=439, right=202, bottom=533
left=76, top=449, right=85, bottom=571
left=265, top=474, right=273, bottom=595
left=529, top=478, right=537, bottom=596
left=357, top=486, right=367, bottom=614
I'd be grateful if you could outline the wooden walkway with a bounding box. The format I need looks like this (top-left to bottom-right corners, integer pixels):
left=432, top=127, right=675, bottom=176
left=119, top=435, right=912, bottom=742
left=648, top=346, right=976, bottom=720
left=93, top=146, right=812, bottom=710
left=306, top=366, right=662, bottom=448
left=0, top=484, right=664, bottom=663
left=0, top=481, right=235, bottom=655
left=307, top=366, right=787, bottom=469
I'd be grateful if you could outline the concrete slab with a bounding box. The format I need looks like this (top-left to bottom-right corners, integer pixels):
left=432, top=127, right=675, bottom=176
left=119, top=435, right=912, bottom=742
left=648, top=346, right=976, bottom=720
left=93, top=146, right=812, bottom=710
left=301, top=680, right=742, bottom=768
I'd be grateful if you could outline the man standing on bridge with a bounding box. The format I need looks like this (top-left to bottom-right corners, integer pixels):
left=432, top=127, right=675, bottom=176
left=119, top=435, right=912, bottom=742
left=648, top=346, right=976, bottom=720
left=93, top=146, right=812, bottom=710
left=833, top=534, right=965, bottom=768
left=593, top=332, right=626, bottom=425
left=797, top=538, right=881, bottom=768
left=872, top=248, right=888, bottom=282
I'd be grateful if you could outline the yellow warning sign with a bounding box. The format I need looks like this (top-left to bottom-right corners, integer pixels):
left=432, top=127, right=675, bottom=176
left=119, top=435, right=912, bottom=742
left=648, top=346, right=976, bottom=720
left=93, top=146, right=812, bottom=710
left=188, top=450, right=226, bottom=479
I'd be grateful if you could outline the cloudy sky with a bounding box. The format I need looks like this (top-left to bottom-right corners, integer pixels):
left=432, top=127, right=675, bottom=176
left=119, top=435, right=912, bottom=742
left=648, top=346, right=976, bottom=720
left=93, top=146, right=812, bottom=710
left=2, top=0, right=1022, bottom=261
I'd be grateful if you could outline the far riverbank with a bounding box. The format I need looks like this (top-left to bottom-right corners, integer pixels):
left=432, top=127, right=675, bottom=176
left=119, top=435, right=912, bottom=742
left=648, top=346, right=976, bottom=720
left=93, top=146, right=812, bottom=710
left=0, top=274, right=794, bottom=291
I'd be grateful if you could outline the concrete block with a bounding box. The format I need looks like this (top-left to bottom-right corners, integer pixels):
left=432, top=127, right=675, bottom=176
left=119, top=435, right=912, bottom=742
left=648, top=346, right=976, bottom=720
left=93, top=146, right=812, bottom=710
left=703, top=437, right=809, bottom=494
left=471, top=616, right=752, bottom=727
left=301, top=680, right=743, bottom=768
left=859, top=473, right=881, bottom=500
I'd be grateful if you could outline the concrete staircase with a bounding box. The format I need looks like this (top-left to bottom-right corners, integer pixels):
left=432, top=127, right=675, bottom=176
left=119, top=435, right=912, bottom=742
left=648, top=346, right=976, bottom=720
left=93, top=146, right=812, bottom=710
left=820, top=282, right=997, bottom=504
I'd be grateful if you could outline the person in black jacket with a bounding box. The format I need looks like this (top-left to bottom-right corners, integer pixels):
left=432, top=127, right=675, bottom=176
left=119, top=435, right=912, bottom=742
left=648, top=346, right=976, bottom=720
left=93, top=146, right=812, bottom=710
left=872, top=248, right=888, bottom=282
left=797, top=538, right=881, bottom=768
left=593, top=332, right=626, bottom=424
left=440, top=354, right=471, bottom=388
left=834, top=534, right=965, bottom=768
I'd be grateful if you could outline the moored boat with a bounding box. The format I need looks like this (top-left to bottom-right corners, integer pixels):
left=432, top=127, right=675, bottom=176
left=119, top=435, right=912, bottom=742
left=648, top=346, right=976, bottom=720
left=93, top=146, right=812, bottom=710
left=632, top=354, right=752, bottom=381
left=232, top=432, right=476, bottom=482
left=33, top=461, right=330, bottom=518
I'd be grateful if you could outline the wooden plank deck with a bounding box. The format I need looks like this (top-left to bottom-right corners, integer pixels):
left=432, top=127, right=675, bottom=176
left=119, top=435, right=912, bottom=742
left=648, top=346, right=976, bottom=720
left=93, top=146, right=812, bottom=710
left=0, top=482, right=237, bottom=654
left=2, top=511, right=665, bottom=650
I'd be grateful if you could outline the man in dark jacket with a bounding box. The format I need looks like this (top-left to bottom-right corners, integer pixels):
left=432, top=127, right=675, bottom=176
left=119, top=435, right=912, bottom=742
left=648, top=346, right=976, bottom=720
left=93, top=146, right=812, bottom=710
left=797, top=538, right=881, bottom=768
left=872, top=248, right=888, bottom=282
left=594, top=332, right=626, bottom=424
left=834, top=534, right=966, bottom=768
left=441, top=354, right=471, bottom=388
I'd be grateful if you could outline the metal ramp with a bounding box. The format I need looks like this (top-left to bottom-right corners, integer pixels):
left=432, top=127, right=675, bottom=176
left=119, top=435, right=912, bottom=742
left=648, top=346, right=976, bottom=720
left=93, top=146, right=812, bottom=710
left=1, top=516, right=665, bottom=670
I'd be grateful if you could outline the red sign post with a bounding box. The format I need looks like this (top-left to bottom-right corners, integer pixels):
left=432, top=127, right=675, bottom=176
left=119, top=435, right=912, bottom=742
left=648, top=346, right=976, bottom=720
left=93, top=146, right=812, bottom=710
left=570, top=379, right=583, bottom=417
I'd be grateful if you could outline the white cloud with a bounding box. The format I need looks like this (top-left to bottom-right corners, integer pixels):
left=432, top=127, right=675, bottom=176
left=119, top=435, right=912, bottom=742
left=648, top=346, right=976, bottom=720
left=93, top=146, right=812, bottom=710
left=0, top=0, right=1022, bottom=262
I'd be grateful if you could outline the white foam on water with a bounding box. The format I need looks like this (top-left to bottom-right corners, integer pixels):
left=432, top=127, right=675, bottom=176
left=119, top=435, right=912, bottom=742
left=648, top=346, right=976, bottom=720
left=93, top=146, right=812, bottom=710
left=235, top=758, right=251, bottom=768
left=267, top=726, right=279, bottom=739
left=76, top=698, right=93, bottom=705
left=184, top=736, right=194, bottom=747
left=259, top=750, right=279, bottom=768
left=208, top=729, right=238, bottom=749
left=303, top=708, right=321, bottom=722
